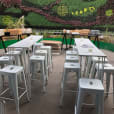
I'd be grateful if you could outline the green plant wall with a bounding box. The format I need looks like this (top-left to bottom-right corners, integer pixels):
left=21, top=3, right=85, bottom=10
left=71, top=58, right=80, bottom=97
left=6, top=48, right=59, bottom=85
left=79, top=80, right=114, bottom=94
left=0, top=0, right=114, bottom=28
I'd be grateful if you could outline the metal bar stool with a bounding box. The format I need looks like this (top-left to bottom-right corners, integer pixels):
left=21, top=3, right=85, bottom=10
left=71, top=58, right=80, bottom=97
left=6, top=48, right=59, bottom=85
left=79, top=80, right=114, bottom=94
left=0, top=56, right=14, bottom=87
left=95, top=63, right=114, bottom=108
left=90, top=57, right=108, bottom=78
left=75, top=78, right=104, bottom=114
left=34, top=50, right=48, bottom=80
left=60, top=62, right=80, bottom=106
left=0, top=65, right=30, bottom=114
left=84, top=56, right=108, bottom=78
left=30, top=55, right=47, bottom=92
left=40, top=45, right=53, bottom=72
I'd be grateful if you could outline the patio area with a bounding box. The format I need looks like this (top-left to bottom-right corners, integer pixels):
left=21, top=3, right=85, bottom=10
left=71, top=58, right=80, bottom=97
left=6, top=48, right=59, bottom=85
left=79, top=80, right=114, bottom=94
left=0, top=0, right=114, bottom=114
left=0, top=48, right=114, bottom=114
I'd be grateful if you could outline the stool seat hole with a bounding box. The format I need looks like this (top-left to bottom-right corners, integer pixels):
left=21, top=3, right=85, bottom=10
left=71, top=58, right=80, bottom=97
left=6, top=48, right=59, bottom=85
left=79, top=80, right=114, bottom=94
left=10, top=67, right=14, bottom=70
left=3, top=57, right=8, bottom=59
left=71, top=64, right=75, bottom=66
left=89, top=81, right=93, bottom=85
left=36, top=57, right=40, bottom=58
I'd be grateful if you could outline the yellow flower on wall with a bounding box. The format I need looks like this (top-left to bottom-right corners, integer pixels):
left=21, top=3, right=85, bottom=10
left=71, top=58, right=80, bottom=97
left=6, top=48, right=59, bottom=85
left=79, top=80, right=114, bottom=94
left=71, top=6, right=96, bottom=16
left=84, top=8, right=87, bottom=13
left=72, top=12, right=74, bottom=15
left=89, top=6, right=95, bottom=12
left=105, top=9, right=113, bottom=17
left=75, top=11, right=78, bottom=16
left=80, top=10, right=83, bottom=15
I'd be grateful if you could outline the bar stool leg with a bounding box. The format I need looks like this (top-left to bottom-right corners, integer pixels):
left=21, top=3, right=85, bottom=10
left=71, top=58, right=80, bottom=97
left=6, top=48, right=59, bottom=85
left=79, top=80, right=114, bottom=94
left=96, top=70, right=102, bottom=81
left=96, top=93, right=100, bottom=114
left=23, top=49, right=27, bottom=72
left=83, top=56, right=88, bottom=77
left=26, top=61, right=31, bottom=99
left=76, top=89, right=84, bottom=114
left=10, top=75, right=20, bottom=114
left=8, top=76, right=13, bottom=95
left=20, top=54, right=25, bottom=68
left=0, top=65, right=5, bottom=88
left=1, top=75, right=5, bottom=88
left=49, top=53, right=53, bottom=72
left=60, top=69, right=68, bottom=106
left=41, top=61, right=46, bottom=92
left=112, top=73, right=114, bottom=108
left=106, top=72, right=111, bottom=97
left=22, top=70, right=30, bottom=101
left=44, top=60, right=48, bottom=81
left=85, top=57, right=92, bottom=78
left=31, top=62, right=35, bottom=79
left=99, top=92, right=104, bottom=114
left=16, top=56, right=21, bottom=66
left=76, top=70, right=80, bottom=88
left=91, top=61, right=96, bottom=78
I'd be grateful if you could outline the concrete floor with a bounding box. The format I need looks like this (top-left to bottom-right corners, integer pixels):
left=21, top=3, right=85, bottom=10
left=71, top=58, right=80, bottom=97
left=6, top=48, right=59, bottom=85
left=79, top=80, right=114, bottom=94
left=0, top=49, right=114, bottom=114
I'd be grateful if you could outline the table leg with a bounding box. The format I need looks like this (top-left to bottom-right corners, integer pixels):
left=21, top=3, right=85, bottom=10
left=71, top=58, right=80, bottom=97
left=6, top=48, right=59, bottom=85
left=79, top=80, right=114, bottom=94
left=80, top=56, right=82, bottom=77
left=94, top=36, right=99, bottom=48
left=27, top=34, right=30, bottom=37
left=64, top=34, right=68, bottom=50
left=61, top=34, right=65, bottom=50
left=0, top=36, right=7, bottom=52
left=62, top=33, right=68, bottom=50
left=88, top=36, right=91, bottom=40
left=96, top=36, right=100, bottom=48
left=101, top=57, right=105, bottom=82
left=17, top=35, right=20, bottom=41
left=69, top=34, right=73, bottom=48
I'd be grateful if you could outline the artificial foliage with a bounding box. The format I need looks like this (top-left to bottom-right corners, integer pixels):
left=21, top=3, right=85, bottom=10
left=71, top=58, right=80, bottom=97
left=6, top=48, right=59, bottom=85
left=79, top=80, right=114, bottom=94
left=0, top=0, right=113, bottom=28
left=0, top=0, right=21, bottom=7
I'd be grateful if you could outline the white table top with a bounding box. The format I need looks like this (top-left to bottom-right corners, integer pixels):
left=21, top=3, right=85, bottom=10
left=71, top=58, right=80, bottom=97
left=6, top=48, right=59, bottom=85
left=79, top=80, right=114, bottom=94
left=75, top=38, right=106, bottom=57
left=8, top=35, right=43, bottom=49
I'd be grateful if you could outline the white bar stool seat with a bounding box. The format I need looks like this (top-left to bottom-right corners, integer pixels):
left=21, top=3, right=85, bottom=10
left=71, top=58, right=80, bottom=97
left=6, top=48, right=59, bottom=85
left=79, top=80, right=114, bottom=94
left=65, top=55, right=79, bottom=63
left=4, top=51, right=21, bottom=56
left=60, top=62, right=80, bottom=106
left=66, top=50, right=78, bottom=56
left=0, top=56, right=14, bottom=65
left=0, top=65, right=30, bottom=114
left=15, top=48, right=23, bottom=52
left=75, top=78, right=104, bottom=114
left=35, top=50, right=48, bottom=80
